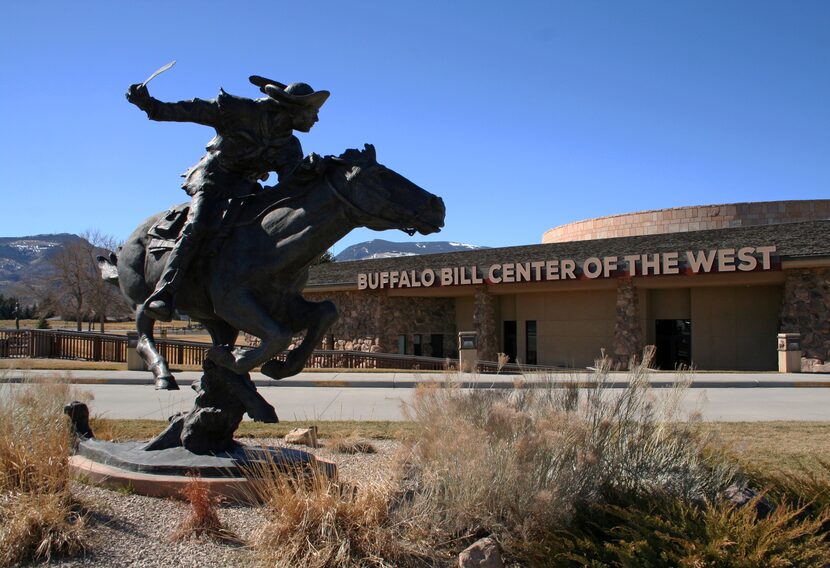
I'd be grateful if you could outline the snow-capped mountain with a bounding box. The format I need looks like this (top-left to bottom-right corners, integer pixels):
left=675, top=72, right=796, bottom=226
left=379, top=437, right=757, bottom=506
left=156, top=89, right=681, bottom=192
left=0, top=234, right=88, bottom=298
left=335, top=239, right=487, bottom=261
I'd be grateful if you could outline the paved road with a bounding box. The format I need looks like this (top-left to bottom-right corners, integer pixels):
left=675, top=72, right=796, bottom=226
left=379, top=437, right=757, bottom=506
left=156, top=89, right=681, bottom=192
left=4, top=368, right=830, bottom=389
left=3, top=382, right=828, bottom=422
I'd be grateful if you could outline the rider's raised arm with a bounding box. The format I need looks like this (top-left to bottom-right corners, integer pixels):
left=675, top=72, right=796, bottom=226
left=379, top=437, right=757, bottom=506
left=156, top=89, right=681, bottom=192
left=126, top=84, right=220, bottom=127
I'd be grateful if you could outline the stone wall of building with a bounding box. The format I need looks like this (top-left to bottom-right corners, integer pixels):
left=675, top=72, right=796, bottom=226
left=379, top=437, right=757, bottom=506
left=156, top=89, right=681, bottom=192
left=779, top=267, right=830, bottom=372
left=612, top=278, right=643, bottom=368
left=542, top=200, right=830, bottom=244
left=301, top=290, right=458, bottom=357
left=473, top=286, right=498, bottom=362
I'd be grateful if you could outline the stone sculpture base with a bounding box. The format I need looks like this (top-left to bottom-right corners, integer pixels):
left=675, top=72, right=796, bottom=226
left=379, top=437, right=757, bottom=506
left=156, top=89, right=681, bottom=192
left=71, top=439, right=336, bottom=502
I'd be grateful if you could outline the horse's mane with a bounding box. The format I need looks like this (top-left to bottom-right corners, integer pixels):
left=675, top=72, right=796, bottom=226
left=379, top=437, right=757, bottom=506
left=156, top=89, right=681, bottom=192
left=238, top=145, right=377, bottom=227
left=278, top=145, right=376, bottom=193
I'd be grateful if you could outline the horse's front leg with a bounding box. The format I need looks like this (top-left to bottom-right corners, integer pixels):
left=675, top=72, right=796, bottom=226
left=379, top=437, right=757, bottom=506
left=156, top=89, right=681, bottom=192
left=261, top=297, right=337, bottom=380
left=135, top=304, right=178, bottom=390
left=207, top=289, right=292, bottom=375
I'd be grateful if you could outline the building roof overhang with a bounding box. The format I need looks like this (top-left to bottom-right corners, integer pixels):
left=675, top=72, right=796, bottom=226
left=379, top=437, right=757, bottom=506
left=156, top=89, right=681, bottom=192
left=306, top=219, right=830, bottom=292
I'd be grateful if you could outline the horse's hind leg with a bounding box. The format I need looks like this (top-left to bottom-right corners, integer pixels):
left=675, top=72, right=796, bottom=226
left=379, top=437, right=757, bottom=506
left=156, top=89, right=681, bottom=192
left=136, top=304, right=179, bottom=390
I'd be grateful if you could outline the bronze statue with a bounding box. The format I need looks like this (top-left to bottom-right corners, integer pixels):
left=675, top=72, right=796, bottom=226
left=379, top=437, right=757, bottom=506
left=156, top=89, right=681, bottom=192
left=101, top=144, right=445, bottom=451
left=126, top=75, right=329, bottom=322
left=104, top=67, right=445, bottom=452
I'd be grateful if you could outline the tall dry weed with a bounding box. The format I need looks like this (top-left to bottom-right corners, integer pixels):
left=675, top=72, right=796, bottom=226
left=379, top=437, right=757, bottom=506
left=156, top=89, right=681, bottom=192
left=400, top=352, right=735, bottom=555
left=0, top=380, right=73, bottom=494
left=173, top=476, right=236, bottom=542
left=0, top=377, right=88, bottom=565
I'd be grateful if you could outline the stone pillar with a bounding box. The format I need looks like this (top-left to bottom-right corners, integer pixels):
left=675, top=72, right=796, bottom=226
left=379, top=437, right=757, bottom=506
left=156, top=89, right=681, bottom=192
left=473, top=286, right=497, bottom=363
left=612, top=278, right=643, bottom=368
left=779, top=268, right=830, bottom=372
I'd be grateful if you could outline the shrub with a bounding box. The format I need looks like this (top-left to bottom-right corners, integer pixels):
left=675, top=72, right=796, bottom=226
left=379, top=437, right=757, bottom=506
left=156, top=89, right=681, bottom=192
left=532, top=492, right=830, bottom=566
left=403, top=357, right=730, bottom=540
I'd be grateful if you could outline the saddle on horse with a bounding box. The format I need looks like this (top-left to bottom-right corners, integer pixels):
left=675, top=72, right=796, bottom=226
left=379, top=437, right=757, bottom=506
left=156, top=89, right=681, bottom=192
left=146, top=190, right=297, bottom=254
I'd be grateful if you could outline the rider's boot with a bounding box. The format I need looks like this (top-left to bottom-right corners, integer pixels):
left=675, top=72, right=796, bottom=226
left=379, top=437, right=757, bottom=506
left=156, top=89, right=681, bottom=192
left=144, top=200, right=206, bottom=321
left=144, top=278, right=178, bottom=322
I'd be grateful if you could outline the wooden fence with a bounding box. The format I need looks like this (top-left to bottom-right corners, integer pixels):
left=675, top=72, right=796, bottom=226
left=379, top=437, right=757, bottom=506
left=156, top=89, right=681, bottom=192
left=0, top=329, right=557, bottom=373
left=0, top=329, right=451, bottom=371
left=0, top=329, right=128, bottom=362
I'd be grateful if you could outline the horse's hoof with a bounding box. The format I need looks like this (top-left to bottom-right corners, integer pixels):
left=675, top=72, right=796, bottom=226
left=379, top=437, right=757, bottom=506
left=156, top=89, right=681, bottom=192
left=155, top=376, right=180, bottom=391
left=249, top=405, right=279, bottom=423
left=261, top=359, right=288, bottom=380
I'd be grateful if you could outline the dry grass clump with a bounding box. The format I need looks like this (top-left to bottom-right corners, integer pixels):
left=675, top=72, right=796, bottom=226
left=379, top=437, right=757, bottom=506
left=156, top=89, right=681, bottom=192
left=0, top=379, right=87, bottom=565
left=172, top=476, right=236, bottom=543
left=247, top=460, right=426, bottom=568
left=327, top=434, right=377, bottom=455
left=0, top=492, right=87, bottom=565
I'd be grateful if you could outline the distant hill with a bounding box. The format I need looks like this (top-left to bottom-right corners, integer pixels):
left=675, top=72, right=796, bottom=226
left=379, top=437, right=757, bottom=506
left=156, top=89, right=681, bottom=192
left=335, top=239, right=488, bottom=261
left=0, top=234, right=87, bottom=300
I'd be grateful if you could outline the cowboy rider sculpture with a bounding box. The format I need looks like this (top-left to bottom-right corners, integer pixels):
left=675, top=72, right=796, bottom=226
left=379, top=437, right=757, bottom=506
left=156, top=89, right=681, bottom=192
left=126, top=76, right=329, bottom=321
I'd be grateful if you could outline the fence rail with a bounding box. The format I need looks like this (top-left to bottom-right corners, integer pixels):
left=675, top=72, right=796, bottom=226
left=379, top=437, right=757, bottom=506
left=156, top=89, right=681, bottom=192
left=0, top=329, right=556, bottom=374
left=0, top=329, right=129, bottom=362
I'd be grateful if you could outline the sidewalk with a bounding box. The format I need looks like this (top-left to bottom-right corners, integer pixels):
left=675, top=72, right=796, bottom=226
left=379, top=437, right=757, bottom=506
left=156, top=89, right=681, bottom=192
left=2, top=368, right=830, bottom=388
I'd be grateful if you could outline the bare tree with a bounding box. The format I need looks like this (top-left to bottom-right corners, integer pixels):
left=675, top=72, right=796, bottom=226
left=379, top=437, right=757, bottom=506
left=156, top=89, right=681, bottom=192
left=81, top=229, right=131, bottom=332
left=38, top=238, right=94, bottom=331
left=25, top=230, right=131, bottom=332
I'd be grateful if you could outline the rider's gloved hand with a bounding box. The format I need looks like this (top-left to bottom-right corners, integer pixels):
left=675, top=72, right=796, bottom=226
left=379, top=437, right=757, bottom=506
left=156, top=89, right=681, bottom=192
left=126, top=83, right=151, bottom=109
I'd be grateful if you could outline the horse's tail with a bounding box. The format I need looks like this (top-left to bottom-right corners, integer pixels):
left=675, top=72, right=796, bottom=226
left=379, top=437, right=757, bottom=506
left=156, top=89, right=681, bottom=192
left=96, top=252, right=120, bottom=285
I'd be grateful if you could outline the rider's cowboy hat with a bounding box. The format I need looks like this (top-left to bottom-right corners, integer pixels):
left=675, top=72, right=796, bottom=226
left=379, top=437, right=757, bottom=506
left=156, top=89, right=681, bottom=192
left=249, top=75, right=329, bottom=109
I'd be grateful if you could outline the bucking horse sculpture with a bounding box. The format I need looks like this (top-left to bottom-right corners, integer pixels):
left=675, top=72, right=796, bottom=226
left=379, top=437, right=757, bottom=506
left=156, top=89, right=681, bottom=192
left=100, top=145, right=445, bottom=452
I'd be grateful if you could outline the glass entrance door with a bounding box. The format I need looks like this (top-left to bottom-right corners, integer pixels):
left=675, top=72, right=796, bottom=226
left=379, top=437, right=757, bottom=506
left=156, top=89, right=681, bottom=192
left=503, top=321, right=517, bottom=364
left=655, top=319, right=691, bottom=369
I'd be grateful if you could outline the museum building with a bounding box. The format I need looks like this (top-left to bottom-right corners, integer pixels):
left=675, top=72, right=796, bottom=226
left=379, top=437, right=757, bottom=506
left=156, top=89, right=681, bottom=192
left=304, top=200, right=830, bottom=372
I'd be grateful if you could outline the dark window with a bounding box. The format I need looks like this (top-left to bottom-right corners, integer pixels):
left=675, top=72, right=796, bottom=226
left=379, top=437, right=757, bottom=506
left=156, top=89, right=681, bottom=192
left=430, top=334, right=444, bottom=358
left=413, top=334, right=422, bottom=356
left=526, top=320, right=537, bottom=365
left=503, top=321, right=517, bottom=363
left=397, top=334, right=407, bottom=354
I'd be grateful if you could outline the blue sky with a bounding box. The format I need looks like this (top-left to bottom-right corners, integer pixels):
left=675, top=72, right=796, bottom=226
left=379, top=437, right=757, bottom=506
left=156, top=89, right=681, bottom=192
left=1, top=1, right=828, bottom=254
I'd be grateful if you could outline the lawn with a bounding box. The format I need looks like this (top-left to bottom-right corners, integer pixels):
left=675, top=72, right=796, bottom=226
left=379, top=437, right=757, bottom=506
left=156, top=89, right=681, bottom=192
left=88, top=417, right=830, bottom=478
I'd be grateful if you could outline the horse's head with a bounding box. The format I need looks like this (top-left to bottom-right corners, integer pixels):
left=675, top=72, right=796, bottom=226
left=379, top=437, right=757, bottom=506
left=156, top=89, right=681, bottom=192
left=324, top=145, right=445, bottom=236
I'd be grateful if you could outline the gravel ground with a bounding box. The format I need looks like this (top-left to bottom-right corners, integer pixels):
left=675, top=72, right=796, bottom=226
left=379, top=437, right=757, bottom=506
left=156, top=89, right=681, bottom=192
left=38, top=438, right=402, bottom=568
